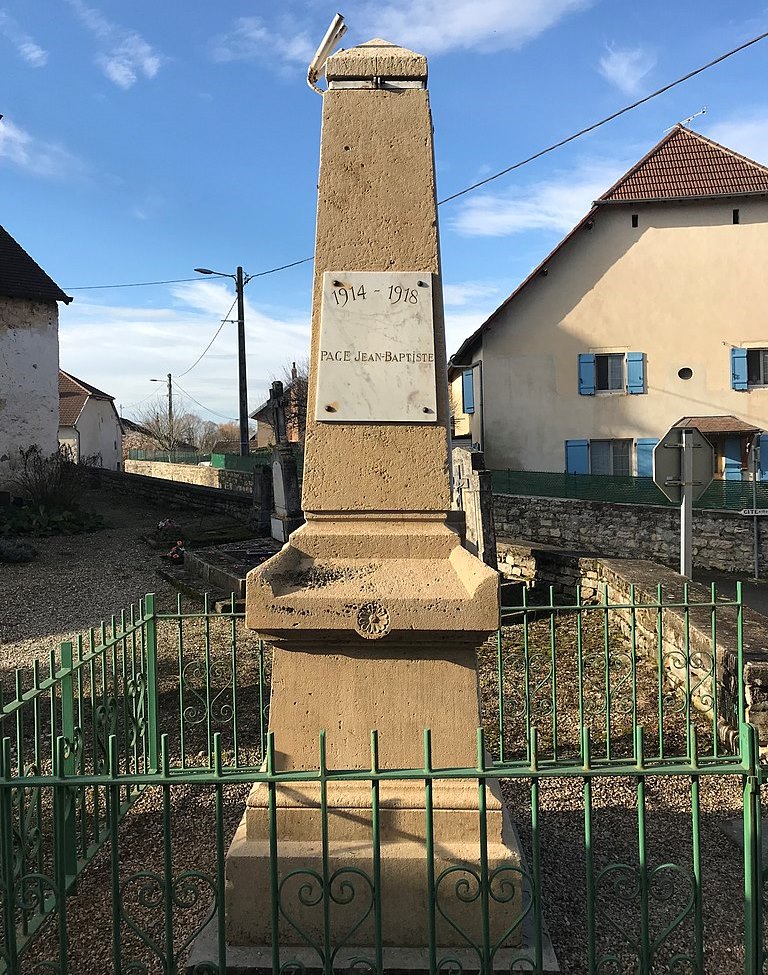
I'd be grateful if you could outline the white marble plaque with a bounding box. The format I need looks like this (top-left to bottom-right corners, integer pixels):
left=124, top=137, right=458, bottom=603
left=315, top=271, right=436, bottom=423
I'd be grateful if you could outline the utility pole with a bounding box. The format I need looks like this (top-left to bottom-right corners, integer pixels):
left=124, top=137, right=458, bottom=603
left=166, top=372, right=173, bottom=443
left=235, top=267, right=249, bottom=456
left=194, top=265, right=250, bottom=456
left=150, top=372, right=175, bottom=448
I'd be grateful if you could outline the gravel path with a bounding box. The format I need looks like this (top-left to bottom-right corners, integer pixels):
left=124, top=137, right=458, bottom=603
left=0, top=486, right=178, bottom=670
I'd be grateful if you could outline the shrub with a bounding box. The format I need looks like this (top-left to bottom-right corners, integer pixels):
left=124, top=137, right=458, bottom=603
left=0, top=504, right=104, bottom=538
left=6, top=445, right=80, bottom=508
left=0, top=538, right=37, bottom=563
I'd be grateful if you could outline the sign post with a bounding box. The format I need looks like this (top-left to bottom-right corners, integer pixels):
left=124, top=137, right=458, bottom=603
left=680, top=428, right=694, bottom=578
left=653, top=425, right=714, bottom=579
left=751, top=437, right=760, bottom=580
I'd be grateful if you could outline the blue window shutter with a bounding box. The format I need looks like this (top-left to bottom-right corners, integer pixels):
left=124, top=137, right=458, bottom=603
left=461, top=369, right=475, bottom=414
left=578, top=353, right=595, bottom=395
left=565, top=439, right=589, bottom=475
left=759, top=434, right=768, bottom=481
left=627, top=352, right=646, bottom=394
left=724, top=436, right=742, bottom=480
left=731, top=347, right=748, bottom=390
left=636, top=438, right=658, bottom=477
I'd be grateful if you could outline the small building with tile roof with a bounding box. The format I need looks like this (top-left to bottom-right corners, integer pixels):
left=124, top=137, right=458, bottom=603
left=0, top=224, right=72, bottom=480
left=58, top=370, right=123, bottom=470
left=449, top=124, right=768, bottom=481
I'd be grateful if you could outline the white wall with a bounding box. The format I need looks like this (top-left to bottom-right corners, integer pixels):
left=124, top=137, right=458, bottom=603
left=473, top=198, right=768, bottom=472
left=0, top=297, right=59, bottom=482
left=70, top=398, right=122, bottom=470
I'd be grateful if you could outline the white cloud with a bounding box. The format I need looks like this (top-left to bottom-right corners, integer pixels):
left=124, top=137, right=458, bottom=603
left=211, top=17, right=315, bottom=66
left=598, top=43, right=656, bottom=95
left=451, top=158, right=629, bottom=237
left=357, top=0, right=592, bottom=55
left=443, top=281, right=502, bottom=306
left=0, top=118, right=84, bottom=179
left=64, top=0, right=162, bottom=88
left=59, top=283, right=310, bottom=422
left=706, top=110, right=768, bottom=167
left=0, top=11, right=48, bottom=66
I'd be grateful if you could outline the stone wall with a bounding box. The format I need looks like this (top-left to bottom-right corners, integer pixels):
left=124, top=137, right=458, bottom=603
left=86, top=467, right=269, bottom=529
left=0, top=297, right=60, bottom=483
left=125, top=459, right=255, bottom=494
left=497, top=537, right=768, bottom=749
left=494, top=493, right=763, bottom=576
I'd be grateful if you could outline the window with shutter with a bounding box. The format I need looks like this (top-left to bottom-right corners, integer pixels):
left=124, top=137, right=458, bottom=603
left=461, top=369, right=475, bottom=414
left=731, top=347, right=748, bottom=390
left=636, top=439, right=658, bottom=477
left=626, top=353, right=646, bottom=394
left=578, top=354, right=595, bottom=395
left=565, top=440, right=589, bottom=474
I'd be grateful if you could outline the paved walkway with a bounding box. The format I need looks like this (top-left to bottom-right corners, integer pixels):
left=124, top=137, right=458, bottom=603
left=692, top=568, right=768, bottom=617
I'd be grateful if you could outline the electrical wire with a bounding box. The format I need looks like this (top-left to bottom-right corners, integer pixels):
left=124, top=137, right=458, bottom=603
left=66, top=275, right=205, bottom=291
left=436, top=28, right=768, bottom=205
left=171, top=380, right=239, bottom=421
left=62, top=29, right=768, bottom=291
left=65, top=257, right=314, bottom=293
left=175, top=297, right=238, bottom=379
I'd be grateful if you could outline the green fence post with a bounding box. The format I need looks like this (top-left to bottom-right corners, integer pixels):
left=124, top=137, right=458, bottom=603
left=59, top=642, right=78, bottom=889
left=0, top=738, right=19, bottom=975
left=144, top=594, right=160, bottom=773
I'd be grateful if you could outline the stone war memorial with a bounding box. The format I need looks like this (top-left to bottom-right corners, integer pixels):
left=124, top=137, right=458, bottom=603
left=225, top=35, right=523, bottom=969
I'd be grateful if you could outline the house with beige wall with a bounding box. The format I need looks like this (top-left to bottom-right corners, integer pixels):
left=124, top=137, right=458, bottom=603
left=449, top=125, right=768, bottom=481
left=58, top=370, right=123, bottom=470
left=0, top=224, right=71, bottom=482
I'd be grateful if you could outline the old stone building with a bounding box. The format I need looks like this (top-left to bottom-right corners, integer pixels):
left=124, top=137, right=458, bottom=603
left=0, top=224, right=71, bottom=481
left=449, top=125, right=768, bottom=479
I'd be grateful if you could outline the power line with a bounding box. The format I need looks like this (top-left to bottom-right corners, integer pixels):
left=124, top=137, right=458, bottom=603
left=176, top=296, right=238, bottom=379
left=171, top=380, right=238, bottom=422
left=65, top=257, right=314, bottom=293
left=437, top=27, right=768, bottom=205
left=62, top=29, right=768, bottom=297
left=67, top=275, right=204, bottom=291
left=122, top=389, right=160, bottom=412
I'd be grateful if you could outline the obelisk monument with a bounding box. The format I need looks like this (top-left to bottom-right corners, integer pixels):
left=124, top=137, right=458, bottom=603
left=227, top=37, right=519, bottom=958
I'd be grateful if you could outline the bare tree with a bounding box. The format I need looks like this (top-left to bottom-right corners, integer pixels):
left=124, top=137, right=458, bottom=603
left=132, top=402, right=201, bottom=451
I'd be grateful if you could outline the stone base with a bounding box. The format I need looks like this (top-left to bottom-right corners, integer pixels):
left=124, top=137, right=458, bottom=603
left=186, top=927, right=560, bottom=974
left=226, top=780, right=525, bottom=952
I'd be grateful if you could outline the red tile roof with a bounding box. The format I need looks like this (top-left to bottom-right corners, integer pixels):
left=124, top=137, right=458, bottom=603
left=58, top=370, right=115, bottom=427
left=598, top=125, right=768, bottom=203
left=675, top=415, right=760, bottom=435
left=0, top=225, right=71, bottom=304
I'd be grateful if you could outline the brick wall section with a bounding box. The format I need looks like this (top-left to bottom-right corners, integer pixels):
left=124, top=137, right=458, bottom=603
left=494, top=493, right=764, bottom=576
left=497, top=538, right=768, bottom=749
left=86, top=467, right=267, bottom=528
left=124, top=459, right=254, bottom=493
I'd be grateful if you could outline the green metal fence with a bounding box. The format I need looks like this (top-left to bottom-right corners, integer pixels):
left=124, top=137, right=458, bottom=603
left=491, top=469, right=768, bottom=511
left=2, top=587, right=767, bottom=973
left=127, top=449, right=210, bottom=465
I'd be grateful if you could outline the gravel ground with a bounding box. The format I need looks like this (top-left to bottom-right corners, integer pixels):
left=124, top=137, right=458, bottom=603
left=0, top=486, right=179, bottom=669
left=2, top=502, right=756, bottom=973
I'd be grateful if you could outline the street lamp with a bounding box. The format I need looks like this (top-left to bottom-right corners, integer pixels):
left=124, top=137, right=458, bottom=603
left=194, top=266, right=251, bottom=456
left=150, top=372, right=173, bottom=435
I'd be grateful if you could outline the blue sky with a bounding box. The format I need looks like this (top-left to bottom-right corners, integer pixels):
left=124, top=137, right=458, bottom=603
left=2, top=0, right=767, bottom=422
